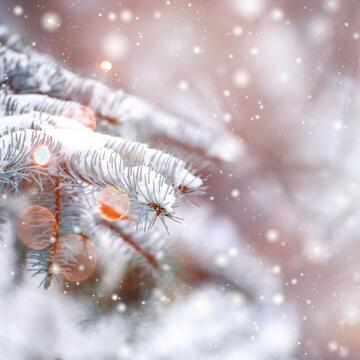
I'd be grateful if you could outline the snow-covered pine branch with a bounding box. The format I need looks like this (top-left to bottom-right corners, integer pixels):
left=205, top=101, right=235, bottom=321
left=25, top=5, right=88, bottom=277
left=0, top=118, right=180, bottom=285
left=0, top=25, right=242, bottom=163
left=0, top=91, right=97, bottom=130
left=0, top=93, right=204, bottom=194
left=0, top=115, right=202, bottom=220
left=0, top=26, right=213, bottom=289
left=97, top=219, right=166, bottom=271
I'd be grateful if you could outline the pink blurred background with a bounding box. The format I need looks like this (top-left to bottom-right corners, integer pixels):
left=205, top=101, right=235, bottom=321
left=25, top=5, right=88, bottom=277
left=2, top=0, right=360, bottom=358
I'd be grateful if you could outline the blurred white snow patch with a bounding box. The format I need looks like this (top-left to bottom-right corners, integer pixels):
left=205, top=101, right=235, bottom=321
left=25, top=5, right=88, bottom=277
left=40, top=11, right=62, bottom=33
left=209, top=133, right=245, bottom=162
left=169, top=204, right=282, bottom=301
left=252, top=25, right=308, bottom=100
left=231, top=0, right=265, bottom=20
left=260, top=318, right=299, bottom=354
left=308, top=16, right=331, bottom=42
left=135, top=286, right=298, bottom=360
left=102, top=32, right=129, bottom=61
left=232, top=68, right=251, bottom=88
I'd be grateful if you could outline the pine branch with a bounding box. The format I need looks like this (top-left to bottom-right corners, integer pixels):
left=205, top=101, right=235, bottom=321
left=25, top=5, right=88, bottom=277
left=98, top=220, right=166, bottom=271
left=0, top=91, right=95, bottom=130
left=0, top=25, right=242, bottom=163
left=26, top=177, right=97, bottom=287
left=0, top=121, right=202, bottom=226
left=0, top=109, right=203, bottom=194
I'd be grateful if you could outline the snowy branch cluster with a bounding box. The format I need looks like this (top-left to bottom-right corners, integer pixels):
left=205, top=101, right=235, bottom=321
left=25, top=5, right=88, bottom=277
left=0, top=24, right=298, bottom=359
left=0, top=23, right=212, bottom=287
